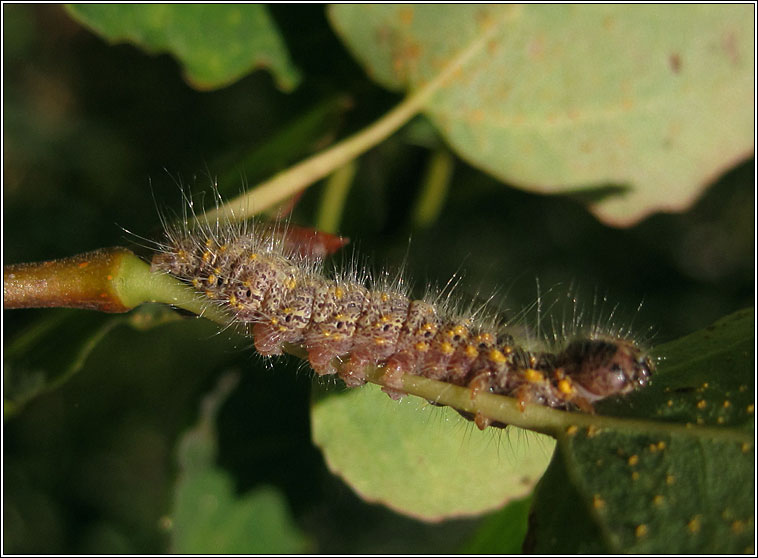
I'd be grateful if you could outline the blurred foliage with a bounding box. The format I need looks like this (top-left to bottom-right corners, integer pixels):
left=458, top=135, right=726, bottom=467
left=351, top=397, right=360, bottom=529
left=3, top=5, right=754, bottom=554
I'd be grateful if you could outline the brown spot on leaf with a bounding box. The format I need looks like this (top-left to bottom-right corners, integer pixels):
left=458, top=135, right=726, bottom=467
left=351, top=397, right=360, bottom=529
left=669, top=53, right=682, bottom=73
left=722, top=31, right=740, bottom=64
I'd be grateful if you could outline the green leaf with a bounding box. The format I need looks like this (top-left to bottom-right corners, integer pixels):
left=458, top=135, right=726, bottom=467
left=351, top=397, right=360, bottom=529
left=65, top=4, right=301, bottom=91
left=4, top=310, right=122, bottom=417
left=310, top=382, right=555, bottom=522
left=171, top=372, right=311, bottom=554
left=528, top=308, right=755, bottom=553
left=3, top=304, right=190, bottom=417
left=329, top=5, right=754, bottom=226
left=459, top=496, right=533, bottom=553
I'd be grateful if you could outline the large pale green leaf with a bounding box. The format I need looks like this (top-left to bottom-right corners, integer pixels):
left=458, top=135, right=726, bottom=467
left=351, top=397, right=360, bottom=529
left=529, top=308, right=755, bottom=553
left=329, top=5, right=754, bottom=226
left=171, top=372, right=311, bottom=554
left=66, top=4, right=301, bottom=91
left=311, top=382, right=555, bottom=522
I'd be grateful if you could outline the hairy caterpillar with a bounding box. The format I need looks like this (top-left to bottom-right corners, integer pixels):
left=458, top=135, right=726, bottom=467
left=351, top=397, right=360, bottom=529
left=149, top=193, right=654, bottom=430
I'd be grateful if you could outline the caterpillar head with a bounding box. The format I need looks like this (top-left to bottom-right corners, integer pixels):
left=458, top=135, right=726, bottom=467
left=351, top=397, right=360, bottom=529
left=558, top=338, right=653, bottom=403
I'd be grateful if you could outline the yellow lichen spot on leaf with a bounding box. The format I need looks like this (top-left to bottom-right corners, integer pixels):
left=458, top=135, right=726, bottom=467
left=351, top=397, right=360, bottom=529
left=398, top=6, right=413, bottom=25
left=592, top=495, right=605, bottom=510
left=565, top=424, right=578, bottom=436
left=635, top=524, right=648, bottom=538
left=687, top=516, right=701, bottom=534
left=628, top=455, right=639, bottom=466
left=652, top=494, right=664, bottom=506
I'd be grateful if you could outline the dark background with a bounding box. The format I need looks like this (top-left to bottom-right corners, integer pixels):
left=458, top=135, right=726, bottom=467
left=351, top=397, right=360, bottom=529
left=3, top=5, right=754, bottom=553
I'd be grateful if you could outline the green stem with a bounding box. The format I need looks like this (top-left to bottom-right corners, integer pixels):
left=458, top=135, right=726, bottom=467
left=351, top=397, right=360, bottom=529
left=316, top=160, right=357, bottom=234
left=4, top=249, right=232, bottom=325
left=200, top=13, right=504, bottom=224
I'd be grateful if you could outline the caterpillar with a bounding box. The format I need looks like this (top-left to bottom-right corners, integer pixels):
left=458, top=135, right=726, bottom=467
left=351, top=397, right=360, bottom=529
left=149, top=195, right=654, bottom=430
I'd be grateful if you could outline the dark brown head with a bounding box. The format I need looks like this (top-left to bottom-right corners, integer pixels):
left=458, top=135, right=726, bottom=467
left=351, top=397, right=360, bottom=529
left=557, top=338, right=653, bottom=403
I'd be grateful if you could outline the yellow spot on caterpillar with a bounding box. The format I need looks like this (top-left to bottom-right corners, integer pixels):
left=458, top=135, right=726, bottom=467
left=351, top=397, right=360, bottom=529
left=374, top=337, right=386, bottom=345
left=380, top=315, right=391, bottom=323
left=465, top=344, right=479, bottom=358
left=488, top=349, right=506, bottom=364
left=476, top=333, right=494, bottom=344
left=502, top=345, right=513, bottom=355
left=205, top=238, right=214, bottom=248
left=270, top=317, right=279, bottom=325
left=697, top=399, right=707, bottom=409
left=380, top=292, right=389, bottom=302
left=334, top=287, right=344, bottom=299
left=285, top=277, right=297, bottom=290
left=204, top=290, right=216, bottom=299
left=202, top=251, right=211, bottom=263
left=566, top=425, right=578, bottom=436
left=453, top=324, right=468, bottom=338
left=421, top=322, right=436, bottom=332
left=687, top=516, right=701, bottom=534
left=242, top=280, right=251, bottom=288
left=249, top=253, right=258, bottom=261
left=635, top=524, right=648, bottom=538
left=592, top=495, right=605, bottom=509
left=666, top=474, right=676, bottom=485
left=414, top=342, right=429, bottom=352
left=229, top=294, right=237, bottom=304
left=279, top=326, right=287, bottom=332
left=219, top=244, right=227, bottom=252
left=652, top=495, right=664, bottom=506
left=628, top=455, right=639, bottom=466
left=558, top=379, right=575, bottom=395
left=192, top=278, right=202, bottom=289
left=524, top=369, right=544, bottom=383
left=207, top=274, right=216, bottom=285
left=440, top=341, right=454, bottom=355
